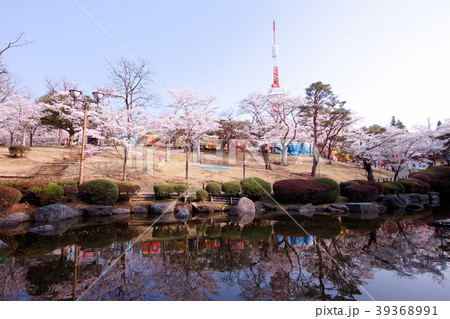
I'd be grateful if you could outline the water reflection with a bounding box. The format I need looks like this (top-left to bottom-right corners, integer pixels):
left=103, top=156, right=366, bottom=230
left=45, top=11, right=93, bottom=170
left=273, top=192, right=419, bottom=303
left=0, top=208, right=449, bottom=301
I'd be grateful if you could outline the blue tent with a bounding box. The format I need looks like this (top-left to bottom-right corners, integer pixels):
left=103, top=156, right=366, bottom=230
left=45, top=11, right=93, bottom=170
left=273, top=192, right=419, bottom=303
left=274, top=142, right=311, bottom=156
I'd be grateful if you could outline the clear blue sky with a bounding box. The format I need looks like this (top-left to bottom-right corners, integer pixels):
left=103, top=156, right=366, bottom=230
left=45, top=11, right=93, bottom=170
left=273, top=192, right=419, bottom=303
left=1, top=0, right=449, bottom=128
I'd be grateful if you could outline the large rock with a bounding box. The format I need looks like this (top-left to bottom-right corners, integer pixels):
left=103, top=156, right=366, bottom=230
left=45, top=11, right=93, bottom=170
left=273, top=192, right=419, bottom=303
left=175, top=203, right=192, bottom=213
left=83, top=205, right=113, bottom=217
left=326, top=205, right=349, bottom=214
left=192, top=204, right=214, bottom=216
left=131, top=206, right=147, bottom=214
left=229, top=197, right=255, bottom=224
left=0, top=218, right=19, bottom=229
left=176, top=209, right=190, bottom=223
left=112, top=208, right=130, bottom=215
left=430, top=192, right=440, bottom=207
left=429, top=219, right=450, bottom=229
left=28, top=224, right=55, bottom=234
left=32, top=204, right=81, bottom=222
left=376, top=195, right=407, bottom=210
left=346, top=203, right=386, bottom=214
left=6, top=213, right=30, bottom=223
left=148, top=202, right=176, bottom=214
left=298, top=203, right=317, bottom=215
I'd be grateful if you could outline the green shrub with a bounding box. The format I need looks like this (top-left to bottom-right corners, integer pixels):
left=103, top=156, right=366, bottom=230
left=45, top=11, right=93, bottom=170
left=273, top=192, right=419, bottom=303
left=153, top=184, right=173, bottom=199
left=346, top=184, right=379, bottom=202
left=222, top=181, right=241, bottom=196
left=116, top=182, right=141, bottom=201
left=0, top=186, right=22, bottom=207
left=172, top=184, right=189, bottom=195
left=78, top=179, right=119, bottom=205
left=8, top=145, right=31, bottom=157
left=154, top=184, right=188, bottom=199
left=63, top=185, right=78, bottom=202
left=313, top=177, right=339, bottom=203
left=241, top=177, right=271, bottom=200
left=382, top=181, right=405, bottom=194
left=398, top=178, right=425, bottom=194
left=30, top=183, right=64, bottom=206
left=340, top=181, right=359, bottom=197
left=14, top=180, right=50, bottom=203
left=205, top=182, right=222, bottom=196
left=196, top=189, right=208, bottom=201
left=188, top=195, right=197, bottom=202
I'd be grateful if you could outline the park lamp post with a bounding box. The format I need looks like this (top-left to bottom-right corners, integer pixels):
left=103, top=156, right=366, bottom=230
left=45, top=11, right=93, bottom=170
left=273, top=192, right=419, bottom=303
left=69, top=89, right=104, bottom=185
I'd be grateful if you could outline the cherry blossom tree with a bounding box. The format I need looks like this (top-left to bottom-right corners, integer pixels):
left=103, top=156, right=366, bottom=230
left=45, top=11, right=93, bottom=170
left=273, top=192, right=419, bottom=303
left=154, top=89, right=218, bottom=182
left=435, top=119, right=450, bottom=165
left=239, top=92, right=305, bottom=166
left=348, top=126, right=445, bottom=181
left=39, top=86, right=101, bottom=147
left=0, top=94, right=45, bottom=146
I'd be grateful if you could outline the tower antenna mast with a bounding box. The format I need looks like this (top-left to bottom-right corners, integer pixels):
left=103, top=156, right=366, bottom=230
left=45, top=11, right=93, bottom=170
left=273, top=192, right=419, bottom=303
left=271, top=20, right=280, bottom=89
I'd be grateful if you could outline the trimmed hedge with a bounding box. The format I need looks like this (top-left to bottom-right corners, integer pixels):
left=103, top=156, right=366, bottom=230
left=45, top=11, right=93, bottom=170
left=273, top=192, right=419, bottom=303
left=188, top=195, right=197, bottom=202
left=409, top=178, right=430, bottom=193
left=409, top=173, right=431, bottom=183
left=381, top=181, right=405, bottom=195
left=205, top=182, right=221, bottom=196
left=14, top=180, right=50, bottom=203
left=63, top=185, right=78, bottom=202
left=154, top=184, right=189, bottom=199
left=78, top=179, right=119, bottom=205
left=430, top=179, right=450, bottom=201
left=346, top=184, right=379, bottom=202
left=241, top=177, right=271, bottom=200
left=30, top=183, right=64, bottom=206
left=196, top=189, right=208, bottom=201
left=340, top=181, right=359, bottom=197
left=314, top=177, right=340, bottom=203
left=352, top=180, right=384, bottom=195
left=8, top=145, right=31, bottom=157
left=273, top=179, right=331, bottom=204
left=116, top=182, right=141, bottom=201
left=222, top=181, right=241, bottom=197
left=0, top=186, right=22, bottom=207
left=398, top=178, right=426, bottom=194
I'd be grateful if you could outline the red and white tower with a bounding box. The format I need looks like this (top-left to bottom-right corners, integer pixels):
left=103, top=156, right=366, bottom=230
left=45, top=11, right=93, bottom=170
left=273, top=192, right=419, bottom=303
left=269, top=20, right=285, bottom=96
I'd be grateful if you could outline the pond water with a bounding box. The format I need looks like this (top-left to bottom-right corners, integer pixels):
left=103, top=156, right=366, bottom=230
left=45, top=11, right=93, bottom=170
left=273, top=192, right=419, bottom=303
left=0, top=206, right=449, bottom=301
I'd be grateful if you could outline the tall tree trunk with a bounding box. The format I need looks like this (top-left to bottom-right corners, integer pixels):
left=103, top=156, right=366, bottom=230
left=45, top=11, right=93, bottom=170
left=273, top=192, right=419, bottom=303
left=393, top=167, right=402, bottom=181
left=69, top=133, right=75, bottom=147
left=363, top=160, right=374, bottom=181
left=9, top=132, right=14, bottom=146
left=58, top=129, right=63, bottom=146
left=29, top=132, right=33, bottom=147
left=122, top=146, right=128, bottom=181
left=185, top=148, right=190, bottom=183
left=311, top=144, right=319, bottom=177
left=280, top=147, right=288, bottom=166
left=21, top=128, right=26, bottom=145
